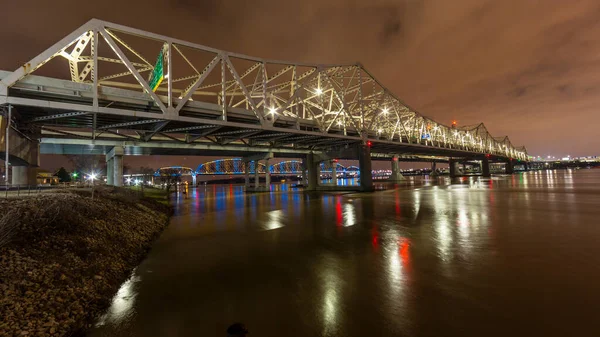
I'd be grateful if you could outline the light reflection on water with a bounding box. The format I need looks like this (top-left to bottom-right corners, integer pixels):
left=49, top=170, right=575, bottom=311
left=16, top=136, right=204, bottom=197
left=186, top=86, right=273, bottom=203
left=95, top=272, right=141, bottom=327
left=89, top=171, right=600, bottom=337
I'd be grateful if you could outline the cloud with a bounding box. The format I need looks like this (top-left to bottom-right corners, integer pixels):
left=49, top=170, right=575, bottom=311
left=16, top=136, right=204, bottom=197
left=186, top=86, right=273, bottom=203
left=1, top=0, right=599, bottom=157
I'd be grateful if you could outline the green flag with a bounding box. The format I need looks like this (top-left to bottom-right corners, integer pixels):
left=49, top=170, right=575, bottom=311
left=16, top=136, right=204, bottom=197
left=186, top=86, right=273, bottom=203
left=148, top=45, right=166, bottom=92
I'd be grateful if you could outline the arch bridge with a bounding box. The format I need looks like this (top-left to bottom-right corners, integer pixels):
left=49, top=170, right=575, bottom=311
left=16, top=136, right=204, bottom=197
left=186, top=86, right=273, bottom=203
left=194, top=158, right=348, bottom=175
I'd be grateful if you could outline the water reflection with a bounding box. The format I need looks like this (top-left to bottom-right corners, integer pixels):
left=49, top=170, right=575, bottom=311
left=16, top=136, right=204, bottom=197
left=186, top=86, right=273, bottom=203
left=88, top=171, right=600, bottom=337
left=95, top=272, right=141, bottom=327
left=318, top=254, right=342, bottom=336
left=263, top=210, right=285, bottom=231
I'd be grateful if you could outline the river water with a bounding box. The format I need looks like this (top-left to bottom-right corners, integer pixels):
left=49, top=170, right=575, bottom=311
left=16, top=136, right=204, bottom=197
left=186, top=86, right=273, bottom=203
left=87, top=170, right=600, bottom=336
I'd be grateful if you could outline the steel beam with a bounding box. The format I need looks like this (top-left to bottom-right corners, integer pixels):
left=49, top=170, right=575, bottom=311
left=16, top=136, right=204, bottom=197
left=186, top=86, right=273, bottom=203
left=27, top=111, right=91, bottom=123
left=98, top=119, right=164, bottom=130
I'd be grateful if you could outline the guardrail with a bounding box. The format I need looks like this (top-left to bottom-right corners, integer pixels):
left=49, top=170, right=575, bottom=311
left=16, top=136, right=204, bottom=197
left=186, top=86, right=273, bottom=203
left=0, top=182, right=99, bottom=198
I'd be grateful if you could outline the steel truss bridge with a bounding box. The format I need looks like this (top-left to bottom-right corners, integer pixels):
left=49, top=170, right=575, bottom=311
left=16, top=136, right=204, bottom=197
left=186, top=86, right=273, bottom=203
left=154, top=159, right=357, bottom=176
left=0, top=18, right=528, bottom=166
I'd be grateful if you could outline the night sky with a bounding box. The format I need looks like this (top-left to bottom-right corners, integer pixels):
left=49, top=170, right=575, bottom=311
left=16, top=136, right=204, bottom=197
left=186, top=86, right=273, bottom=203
left=1, top=0, right=599, bottom=172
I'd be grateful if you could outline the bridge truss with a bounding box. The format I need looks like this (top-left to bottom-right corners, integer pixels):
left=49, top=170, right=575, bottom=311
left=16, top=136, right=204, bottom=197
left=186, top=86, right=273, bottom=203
left=193, top=159, right=346, bottom=175
left=0, top=19, right=527, bottom=161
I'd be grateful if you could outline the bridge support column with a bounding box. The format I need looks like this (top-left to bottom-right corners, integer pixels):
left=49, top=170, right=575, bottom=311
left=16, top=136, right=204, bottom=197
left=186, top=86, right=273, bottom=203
left=265, top=158, right=271, bottom=189
left=505, top=159, right=515, bottom=174
left=482, top=158, right=491, bottom=177
left=242, top=153, right=273, bottom=192
left=106, top=146, right=124, bottom=186
left=358, top=144, right=373, bottom=192
left=11, top=166, right=36, bottom=186
left=389, top=156, right=406, bottom=181
left=113, top=155, right=123, bottom=187
left=462, top=163, right=467, bottom=175
left=449, top=159, right=459, bottom=178
left=430, top=162, right=439, bottom=177
left=306, top=153, right=318, bottom=191
left=254, top=161, right=260, bottom=188
left=106, top=158, right=114, bottom=185
left=244, top=161, right=250, bottom=188
left=300, top=158, right=307, bottom=186
left=331, top=160, right=337, bottom=186
left=192, top=174, right=197, bottom=186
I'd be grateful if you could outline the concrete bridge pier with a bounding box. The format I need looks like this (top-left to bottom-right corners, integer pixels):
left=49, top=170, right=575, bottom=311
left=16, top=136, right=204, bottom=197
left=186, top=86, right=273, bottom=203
left=305, top=144, right=373, bottom=192
left=105, top=146, right=124, bottom=186
left=306, top=153, right=318, bottom=191
left=505, top=159, right=515, bottom=174
left=449, top=159, right=460, bottom=178
left=243, top=152, right=273, bottom=192
left=254, top=161, right=260, bottom=188
left=11, top=166, right=37, bottom=186
left=300, top=158, right=307, bottom=186
left=388, top=156, right=406, bottom=181
left=482, top=158, right=491, bottom=177
left=106, top=158, right=113, bottom=185
left=330, top=160, right=338, bottom=186
left=430, top=161, right=439, bottom=177
left=243, top=160, right=250, bottom=189
left=358, top=144, right=374, bottom=192
left=2, top=106, right=40, bottom=186
left=265, top=158, right=271, bottom=188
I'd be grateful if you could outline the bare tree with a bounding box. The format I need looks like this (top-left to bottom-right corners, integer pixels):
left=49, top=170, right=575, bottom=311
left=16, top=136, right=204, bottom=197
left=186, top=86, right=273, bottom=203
left=139, top=166, right=155, bottom=185
left=65, top=154, right=105, bottom=180
left=157, top=168, right=181, bottom=196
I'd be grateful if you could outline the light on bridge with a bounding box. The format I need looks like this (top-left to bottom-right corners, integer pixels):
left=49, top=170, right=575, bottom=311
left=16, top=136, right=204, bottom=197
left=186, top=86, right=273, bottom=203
left=315, top=88, right=323, bottom=95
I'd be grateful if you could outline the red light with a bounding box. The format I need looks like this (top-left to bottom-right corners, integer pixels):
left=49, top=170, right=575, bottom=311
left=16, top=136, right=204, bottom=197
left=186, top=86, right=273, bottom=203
left=335, top=198, right=342, bottom=227
left=399, top=237, right=411, bottom=268
left=367, top=141, right=372, bottom=147
left=485, top=154, right=490, bottom=158
left=392, top=157, right=398, bottom=162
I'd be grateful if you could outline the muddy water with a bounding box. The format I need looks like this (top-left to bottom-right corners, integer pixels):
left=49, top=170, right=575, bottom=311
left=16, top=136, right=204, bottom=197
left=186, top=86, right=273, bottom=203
left=88, top=170, right=600, bottom=336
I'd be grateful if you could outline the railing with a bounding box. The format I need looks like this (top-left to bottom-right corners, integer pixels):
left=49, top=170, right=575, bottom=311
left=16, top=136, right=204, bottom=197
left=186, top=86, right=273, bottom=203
left=0, top=182, right=97, bottom=198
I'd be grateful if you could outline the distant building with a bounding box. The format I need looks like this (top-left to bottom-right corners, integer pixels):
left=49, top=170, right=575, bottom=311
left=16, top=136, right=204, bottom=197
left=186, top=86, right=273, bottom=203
left=37, top=170, right=59, bottom=185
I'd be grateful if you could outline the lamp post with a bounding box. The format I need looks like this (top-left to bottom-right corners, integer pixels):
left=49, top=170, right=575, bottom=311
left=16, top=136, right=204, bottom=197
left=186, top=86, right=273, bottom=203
left=89, top=173, right=97, bottom=199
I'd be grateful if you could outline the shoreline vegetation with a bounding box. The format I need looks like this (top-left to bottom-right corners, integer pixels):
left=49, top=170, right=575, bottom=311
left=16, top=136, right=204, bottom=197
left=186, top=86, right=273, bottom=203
left=0, top=187, right=171, bottom=336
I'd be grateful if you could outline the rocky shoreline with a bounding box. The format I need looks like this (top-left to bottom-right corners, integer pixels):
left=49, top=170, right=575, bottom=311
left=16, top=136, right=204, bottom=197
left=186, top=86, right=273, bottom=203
left=0, top=187, right=171, bottom=336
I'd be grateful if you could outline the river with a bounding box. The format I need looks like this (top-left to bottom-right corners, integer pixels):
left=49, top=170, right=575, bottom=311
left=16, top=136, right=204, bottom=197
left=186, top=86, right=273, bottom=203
left=87, top=170, right=600, bottom=336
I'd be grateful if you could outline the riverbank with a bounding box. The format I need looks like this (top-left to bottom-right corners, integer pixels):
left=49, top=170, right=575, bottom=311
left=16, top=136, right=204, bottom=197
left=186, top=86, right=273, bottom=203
left=0, top=187, right=171, bottom=336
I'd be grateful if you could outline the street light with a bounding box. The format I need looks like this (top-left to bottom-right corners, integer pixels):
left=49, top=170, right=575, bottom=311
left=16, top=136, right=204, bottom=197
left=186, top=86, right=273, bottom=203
left=88, top=172, right=97, bottom=199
